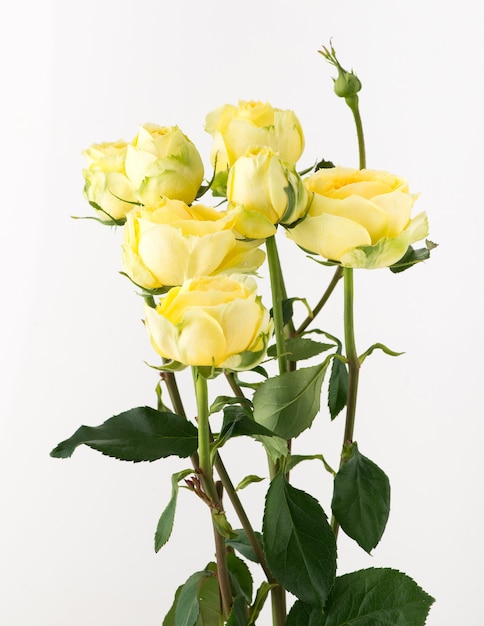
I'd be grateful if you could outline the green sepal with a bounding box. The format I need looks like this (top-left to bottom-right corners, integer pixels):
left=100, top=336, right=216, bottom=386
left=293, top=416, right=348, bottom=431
left=50, top=407, right=198, bottom=462
left=253, top=360, right=330, bottom=439
left=320, top=567, right=434, bottom=625
left=389, top=239, right=437, bottom=274
left=331, top=442, right=390, bottom=553
left=209, top=170, right=229, bottom=197
left=155, top=469, right=193, bottom=552
left=314, top=158, right=336, bottom=172
left=263, top=472, right=336, bottom=609
left=119, top=271, right=171, bottom=296
left=86, top=200, right=127, bottom=226
left=145, top=359, right=187, bottom=373
left=226, top=529, right=263, bottom=563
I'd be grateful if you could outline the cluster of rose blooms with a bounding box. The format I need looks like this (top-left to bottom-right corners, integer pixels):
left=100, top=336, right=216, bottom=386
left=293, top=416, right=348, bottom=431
left=83, top=101, right=428, bottom=371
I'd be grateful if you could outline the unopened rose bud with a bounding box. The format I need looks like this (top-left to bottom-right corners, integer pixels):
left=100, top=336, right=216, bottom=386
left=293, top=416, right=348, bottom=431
left=319, top=43, right=362, bottom=103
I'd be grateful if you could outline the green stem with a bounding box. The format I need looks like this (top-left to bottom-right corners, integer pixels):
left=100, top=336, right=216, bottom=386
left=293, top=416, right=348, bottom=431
left=266, top=235, right=288, bottom=376
left=296, top=266, right=343, bottom=335
left=346, top=95, right=366, bottom=169
left=332, top=268, right=360, bottom=538
left=264, top=234, right=288, bottom=625
left=342, top=268, right=359, bottom=445
left=214, top=456, right=273, bottom=581
left=192, top=368, right=219, bottom=502
left=192, top=367, right=232, bottom=618
left=161, top=366, right=200, bottom=470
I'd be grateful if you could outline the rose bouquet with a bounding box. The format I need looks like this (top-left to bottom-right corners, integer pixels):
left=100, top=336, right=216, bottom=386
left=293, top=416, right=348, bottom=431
left=51, top=44, right=436, bottom=625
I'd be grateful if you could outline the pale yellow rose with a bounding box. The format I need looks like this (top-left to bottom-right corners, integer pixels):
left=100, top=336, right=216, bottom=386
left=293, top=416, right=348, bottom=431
left=144, top=275, right=272, bottom=370
left=122, top=198, right=265, bottom=289
left=226, top=147, right=309, bottom=239
left=287, top=167, right=429, bottom=269
left=125, top=124, right=204, bottom=205
left=205, top=100, right=304, bottom=172
left=83, top=140, right=138, bottom=222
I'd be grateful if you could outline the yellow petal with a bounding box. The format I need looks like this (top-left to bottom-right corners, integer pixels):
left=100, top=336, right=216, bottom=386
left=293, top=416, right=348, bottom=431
left=177, top=309, right=227, bottom=366
left=287, top=213, right=371, bottom=262
left=308, top=194, right=388, bottom=242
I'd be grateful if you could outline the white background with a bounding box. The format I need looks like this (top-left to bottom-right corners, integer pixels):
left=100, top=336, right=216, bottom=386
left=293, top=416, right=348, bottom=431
left=2, top=1, right=482, bottom=624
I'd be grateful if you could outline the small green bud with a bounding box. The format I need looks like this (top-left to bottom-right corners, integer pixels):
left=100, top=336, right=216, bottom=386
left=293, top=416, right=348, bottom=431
left=319, top=42, right=362, bottom=100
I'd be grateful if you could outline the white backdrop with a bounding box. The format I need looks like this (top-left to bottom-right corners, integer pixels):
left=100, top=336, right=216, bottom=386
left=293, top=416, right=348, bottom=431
left=2, top=1, right=483, bottom=624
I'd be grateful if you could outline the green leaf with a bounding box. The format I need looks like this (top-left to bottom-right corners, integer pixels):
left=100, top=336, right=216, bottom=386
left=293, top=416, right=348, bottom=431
left=219, top=405, right=277, bottom=444
left=209, top=395, right=252, bottom=415
left=358, top=342, right=404, bottom=365
left=163, top=584, right=183, bottom=626
left=286, top=600, right=325, bottom=626
left=263, top=472, right=336, bottom=609
left=328, top=355, right=348, bottom=420
left=174, top=566, right=221, bottom=626
left=389, top=239, right=437, bottom=274
left=256, top=433, right=289, bottom=462
left=331, top=443, right=390, bottom=553
left=253, top=362, right=329, bottom=439
left=196, top=569, right=221, bottom=626
left=175, top=571, right=205, bottom=626
left=269, top=297, right=299, bottom=326
left=321, top=568, right=434, bottom=625
left=155, top=469, right=193, bottom=552
left=268, top=337, right=334, bottom=362
left=227, top=553, right=253, bottom=602
left=287, top=454, right=336, bottom=476
left=235, top=474, right=265, bottom=491
left=226, top=595, right=248, bottom=626
left=248, top=582, right=277, bottom=625
left=226, top=529, right=263, bottom=563
left=50, top=407, right=198, bottom=462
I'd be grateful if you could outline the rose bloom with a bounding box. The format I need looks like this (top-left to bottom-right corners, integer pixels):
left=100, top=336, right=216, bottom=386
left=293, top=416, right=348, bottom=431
left=122, top=198, right=265, bottom=289
left=125, top=124, right=204, bottom=205
left=287, top=167, right=429, bottom=269
left=83, top=140, right=138, bottom=222
left=205, top=100, right=304, bottom=172
left=226, top=147, right=309, bottom=239
left=144, top=275, right=272, bottom=370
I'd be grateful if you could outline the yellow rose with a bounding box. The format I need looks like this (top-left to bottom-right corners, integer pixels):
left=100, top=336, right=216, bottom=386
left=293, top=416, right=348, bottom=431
left=287, top=167, right=429, bottom=269
left=122, top=198, right=265, bottom=289
left=83, top=140, right=138, bottom=222
left=144, top=275, right=272, bottom=370
left=205, top=100, right=304, bottom=172
left=125, top=124, right=204, bottom=205
left=226, top=147, right=309, bottom=238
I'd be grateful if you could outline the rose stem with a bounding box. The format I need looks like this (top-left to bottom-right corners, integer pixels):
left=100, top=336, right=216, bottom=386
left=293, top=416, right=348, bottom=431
left=266, top=234, right=289, bottom=378
left=193, top=367, right=233, bottom=618
left=295, top=266, right=344, bottom=335
left=165, top=368, right=272, bottom=586
left=332, top=91, right=366, bottom=537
